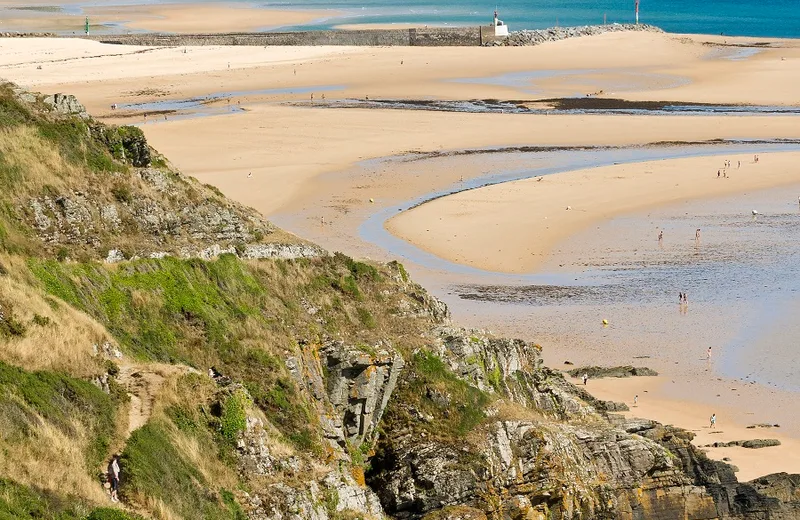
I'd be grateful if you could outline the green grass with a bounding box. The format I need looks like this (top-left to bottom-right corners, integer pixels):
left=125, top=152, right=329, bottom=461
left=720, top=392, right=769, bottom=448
left=85, top=509, right=146, bottom=520
left=396, top=351, right=491, bottom=438
left=0, top=361, right=116, bottom=469
left=122, top=422, right=242, bottom=520
left=0, top=479, right=84, bottom=520
left=219, top=389, right=251, bottom=445
left=0, top=479, right=147, bottom=520
left=26, top=252, right=419, bottom=452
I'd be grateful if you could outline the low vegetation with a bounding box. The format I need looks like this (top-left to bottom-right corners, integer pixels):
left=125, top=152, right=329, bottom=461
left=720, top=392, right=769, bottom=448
left=0, top=82, right=462, bottom=519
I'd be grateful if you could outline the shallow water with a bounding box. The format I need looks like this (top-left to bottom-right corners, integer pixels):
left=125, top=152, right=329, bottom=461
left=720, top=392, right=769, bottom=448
left=537, top=186, right=800, bottom=392
left=451, top=68, right=691, bottom=96
left=359, top=140, right=800, bottom=281
left=353, top=141, right=800, bottom=399
left=324, top=99, right=800, bottom=116
left=119, top=84, right=344, bottom=123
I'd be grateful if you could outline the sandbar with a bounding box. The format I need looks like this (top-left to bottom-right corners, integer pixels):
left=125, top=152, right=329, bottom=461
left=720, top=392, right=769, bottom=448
left=386, top=151, right=800, bottom=273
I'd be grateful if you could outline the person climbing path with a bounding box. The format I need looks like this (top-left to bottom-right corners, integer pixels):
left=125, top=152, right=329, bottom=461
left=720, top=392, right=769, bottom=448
left=582, top=373, right=588, bottom=385
left=107, top=454, right=120, bottom=502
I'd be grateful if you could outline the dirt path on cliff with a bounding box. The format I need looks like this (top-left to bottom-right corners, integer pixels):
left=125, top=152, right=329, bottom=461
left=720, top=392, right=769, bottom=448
left=117, top=362, right=198, bottom=438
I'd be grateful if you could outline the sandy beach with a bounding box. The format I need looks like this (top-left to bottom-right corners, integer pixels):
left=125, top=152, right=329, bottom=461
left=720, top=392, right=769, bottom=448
left=0, top=2, right=334, bottom=34
left=2, top=22, right=800, bottom=481
left=387, top=151, right=800, bottom=273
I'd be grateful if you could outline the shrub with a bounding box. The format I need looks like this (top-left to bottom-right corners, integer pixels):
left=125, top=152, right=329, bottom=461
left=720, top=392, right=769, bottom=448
left=31, top=313, right=51, bottom=327
left=219, top=389, right=251, bottom=444
left=356, top=307, right=376, bottom=329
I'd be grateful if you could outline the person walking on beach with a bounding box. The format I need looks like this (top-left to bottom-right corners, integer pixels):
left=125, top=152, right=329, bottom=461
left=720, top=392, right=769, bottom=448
left=710, top=413, right=717, bottom=429
left=108, top=454, right=120, bottom=502
left=696, top=228, right=701, bottom=242
left=679, top=292, right=683, bottom=304
left=683, top=292, right=688, bottom=304
left=707, top=346, right=712, bottom=360
left=582, top=373, right=588, bottom=386
left=738, top=160, right=741, bottom=169
left=717, top=169, right=721, bottom=178
left=634, top=394, right=638, bottom=407
left=658, top=230, right=663, bottom=243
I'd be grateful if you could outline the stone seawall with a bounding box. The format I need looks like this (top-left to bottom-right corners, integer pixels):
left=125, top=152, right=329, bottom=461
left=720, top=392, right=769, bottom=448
left=82, top=27, right=487, bottom=47
left=500, top=23, right=663, bottom=46
left=4, top=24, right=662, bottom=47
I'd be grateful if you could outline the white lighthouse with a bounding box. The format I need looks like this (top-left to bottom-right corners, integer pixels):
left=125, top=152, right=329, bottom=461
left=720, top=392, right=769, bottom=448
left=492, top=9, right=509, bottom=36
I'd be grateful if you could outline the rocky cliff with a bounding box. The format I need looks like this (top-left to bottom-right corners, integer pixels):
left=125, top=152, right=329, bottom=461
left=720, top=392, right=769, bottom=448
left=1, top=83, right=799, bottom=520
left=1, top=81, right=322, bottom=262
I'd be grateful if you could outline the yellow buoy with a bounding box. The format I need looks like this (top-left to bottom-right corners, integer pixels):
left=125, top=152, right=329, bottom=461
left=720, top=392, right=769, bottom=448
left=602, top=319, right=608, bottom=326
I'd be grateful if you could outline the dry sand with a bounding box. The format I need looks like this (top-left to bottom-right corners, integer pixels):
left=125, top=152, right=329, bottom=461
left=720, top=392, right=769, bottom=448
left=387, top=151, right=800, bottom=273
left=2, top=29, right=800, bottom=479
left=0, top=3, right=333, bottom=34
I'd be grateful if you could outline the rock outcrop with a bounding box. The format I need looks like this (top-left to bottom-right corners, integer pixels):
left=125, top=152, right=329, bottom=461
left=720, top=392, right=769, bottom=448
left=4, top=81, right=323, bottom=262
left=704, top=439, right=782, bottom=449
left=288, top=340, right=404, bottom=454
left=237, top=412, right=385, bottom=520
left=568, top=365, right=659, bottom=379
left=366, top=328, right=800, bottom=519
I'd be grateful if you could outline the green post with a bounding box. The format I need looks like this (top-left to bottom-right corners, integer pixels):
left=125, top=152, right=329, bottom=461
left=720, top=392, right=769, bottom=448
left=85, top=16, right=89, bottom=35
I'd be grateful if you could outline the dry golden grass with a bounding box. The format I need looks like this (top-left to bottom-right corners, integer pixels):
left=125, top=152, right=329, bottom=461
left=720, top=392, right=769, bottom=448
left=0, top=415, right=108, bottom=505
left=0, top=126, right=76, bottom=194
left=0, top=274, right=110, bottom=377
left=146, top=496, right=182, bottom=520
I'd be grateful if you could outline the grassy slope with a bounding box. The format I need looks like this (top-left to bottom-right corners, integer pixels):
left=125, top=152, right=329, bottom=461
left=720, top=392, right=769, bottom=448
left=0, top=83, right=497, bottom=519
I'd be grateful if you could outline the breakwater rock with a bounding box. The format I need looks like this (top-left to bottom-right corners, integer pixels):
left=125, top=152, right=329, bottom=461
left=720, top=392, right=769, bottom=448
left=497, top=23, right=663, bottom=46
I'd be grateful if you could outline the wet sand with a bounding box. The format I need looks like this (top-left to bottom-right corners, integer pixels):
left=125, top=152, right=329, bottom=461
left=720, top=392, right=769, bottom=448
left=387, top=151, right=800, bottom=273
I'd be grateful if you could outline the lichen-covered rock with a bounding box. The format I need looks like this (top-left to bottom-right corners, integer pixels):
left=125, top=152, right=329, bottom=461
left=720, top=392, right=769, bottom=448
left=288, top=340, right=404, bottom=453
left=43, top=93, right=87, bottom=117
left=369, top=417, right=694, bottom=519
left=236, top=408, right=386, bottom=520
left=433, top=327, right=594, bottom=420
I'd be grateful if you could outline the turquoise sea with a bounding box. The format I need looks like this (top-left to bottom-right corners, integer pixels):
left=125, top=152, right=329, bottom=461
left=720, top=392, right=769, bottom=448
left=258, top=0, right=800, bottom=38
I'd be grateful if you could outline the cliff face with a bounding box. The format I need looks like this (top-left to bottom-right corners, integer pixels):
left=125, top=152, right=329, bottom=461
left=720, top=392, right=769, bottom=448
left=361, top=328, right=800, bottom=520
left=1, top=84, right=799, bottom=520
left=1, top=82, right=321, bottom=262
